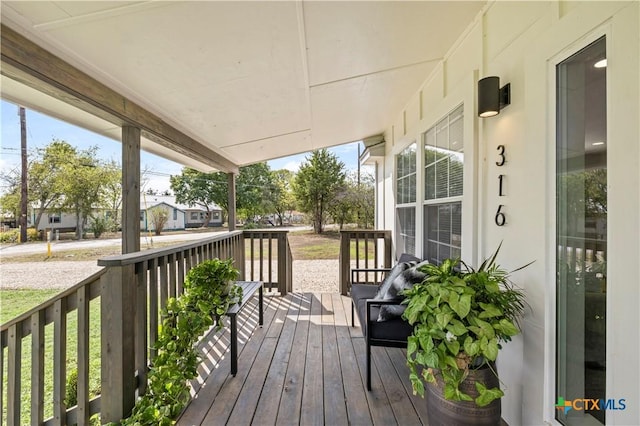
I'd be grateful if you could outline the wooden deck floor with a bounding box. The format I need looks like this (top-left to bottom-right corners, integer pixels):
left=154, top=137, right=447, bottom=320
left=178, top=292, right=430, bottom=426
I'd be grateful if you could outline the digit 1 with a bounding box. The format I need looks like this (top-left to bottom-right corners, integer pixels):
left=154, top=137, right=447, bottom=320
left=498, top=174, right=505, bottom=196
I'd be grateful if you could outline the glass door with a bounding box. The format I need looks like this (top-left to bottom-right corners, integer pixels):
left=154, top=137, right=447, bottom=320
left=556, top=36, right=607, bottom=425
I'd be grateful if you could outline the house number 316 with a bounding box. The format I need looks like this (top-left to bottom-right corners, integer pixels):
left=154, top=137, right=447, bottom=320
left=495, top=145, right=506, bottom=226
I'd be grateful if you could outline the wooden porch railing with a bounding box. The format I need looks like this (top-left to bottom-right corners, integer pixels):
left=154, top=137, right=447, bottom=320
left=243, top=230, right=292, bottom=295
left=339, top=230, right=392, bottom=295
left=1, top=229, right=292, bottom=425
left=1, top=270, right=105, bottom=426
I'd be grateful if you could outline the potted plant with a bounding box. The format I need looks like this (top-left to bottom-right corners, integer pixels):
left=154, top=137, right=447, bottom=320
left=184, top=258, right=243, bottom=320
left=402, top=246, right=528, bottom=425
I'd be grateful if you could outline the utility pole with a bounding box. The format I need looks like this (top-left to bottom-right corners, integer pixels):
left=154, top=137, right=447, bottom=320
left=357, top=143, right=361, bottom=187
left=19, top=106, right=28, bottom=243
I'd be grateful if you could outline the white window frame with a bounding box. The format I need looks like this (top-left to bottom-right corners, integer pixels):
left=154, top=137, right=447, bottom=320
left=395, top=142, right=417, bottom=256
left=423, top=105, right=464, bottom=264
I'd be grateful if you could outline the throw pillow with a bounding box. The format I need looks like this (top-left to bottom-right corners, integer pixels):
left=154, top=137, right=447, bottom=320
left=373, top=260, right=419, bottom=301
left=377, top=260, right=429, bottom=321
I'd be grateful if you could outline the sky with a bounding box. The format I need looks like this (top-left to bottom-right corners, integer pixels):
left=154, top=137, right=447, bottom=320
left=0, top=99, right=368, bottom=194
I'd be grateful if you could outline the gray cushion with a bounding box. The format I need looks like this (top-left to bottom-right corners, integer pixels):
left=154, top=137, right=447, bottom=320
left=351, top=284, right=414, bottom=340
left=375, top=260, right=429, bottom=321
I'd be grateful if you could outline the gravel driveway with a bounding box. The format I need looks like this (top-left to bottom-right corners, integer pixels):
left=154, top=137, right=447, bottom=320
left=0, top=261, right=104, bottom=290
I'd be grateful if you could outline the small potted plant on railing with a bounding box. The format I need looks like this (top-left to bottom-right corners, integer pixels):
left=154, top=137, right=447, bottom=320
left=183, top=258, right=243, bottom=320
left=402, top=245, right=528, bottom=425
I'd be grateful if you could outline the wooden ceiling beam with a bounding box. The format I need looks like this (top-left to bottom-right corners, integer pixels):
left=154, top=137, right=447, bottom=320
left=0, top=24, right=238, bottom=173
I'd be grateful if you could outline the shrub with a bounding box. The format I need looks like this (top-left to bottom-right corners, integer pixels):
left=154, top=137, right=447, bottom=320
left=0, top=229, right=18, bottom=243
left=27, top=228, right=39, bottom=241
left=0, top=228, right=39, bottom=242
left=88, top=216, right=109, bottom=239
left=64, top=369, right=78, bottom=408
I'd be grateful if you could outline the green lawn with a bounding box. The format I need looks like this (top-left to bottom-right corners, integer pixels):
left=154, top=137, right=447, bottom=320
left=1, top=289, right=101, bottom=423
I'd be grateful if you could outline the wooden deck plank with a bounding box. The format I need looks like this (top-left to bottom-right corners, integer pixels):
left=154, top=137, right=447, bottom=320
left=321, top=294, right=349, bottom=426
left=178, top=296, right=274, bottom=425
left=275, top=293, right=312, bottom=426
left=352, top=339, right=398, bottom=425
left=372, top=347, right=422, bottom=425
left=252, top=295, right=301, bottom=425
left=387, top=347, right=430, bottom=424
left=200, top=298, right=277, bottom=424
left=332, top=293, right=374, bottom=425
left=226, top=336, right=277, bottom=425
left=179, top=293, right=429, bottom=426
left=300, top=294, right=324, bottom=426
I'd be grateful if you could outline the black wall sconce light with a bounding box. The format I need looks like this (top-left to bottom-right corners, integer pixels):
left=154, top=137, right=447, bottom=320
left=478, top=76, right=511, bottom=118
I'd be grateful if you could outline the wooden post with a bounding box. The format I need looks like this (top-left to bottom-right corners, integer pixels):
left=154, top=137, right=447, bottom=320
left=277, top=232, right=289, bottom=295
left=383, top=231, right=392, bottom=269
left=122, top=126, right=141, bottom=254
left=237, top=232, right=246, bottom=281
left=228, top=173, right=236, bottom=231
left=339, top=231, right=351, bottom=295
left=101, top=265, right=136, bottom=422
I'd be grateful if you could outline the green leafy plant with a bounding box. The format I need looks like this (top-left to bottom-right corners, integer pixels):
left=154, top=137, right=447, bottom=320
left=121, top=258, right=242, bottom=425
left=88, top=215, right=111, bottom=238
left=402, top=245, right=528, bottom=407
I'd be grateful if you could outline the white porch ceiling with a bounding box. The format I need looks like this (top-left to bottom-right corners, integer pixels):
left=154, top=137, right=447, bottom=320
left=1, top=1, right=484, bottom=171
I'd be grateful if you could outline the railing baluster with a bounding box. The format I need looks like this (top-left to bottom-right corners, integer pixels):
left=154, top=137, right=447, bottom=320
left=185, top=247, right=193, bottom=272
left=77, top=286, right=90, bottom=425
left=159, top=257, right=168, bottom=311
left=177, top=251, right=185, bottom=295
left=268, top=234, right=273, bottom=290
left=259, top=233, right=264, bottom=285
left=169, top=253, right=177, bottom=298
left=136, top=261, right=148, bottom=395
left=364, top=236, right=369, bottom=283
left=53, top=298, right=67, bottom=425
left=7, top=323, right=21, bottom=426
left=149, top=258, right=159, bottom=360
left=250, top=234, right=255, bottom=281
left=1, top=328, right=4, bottom=426
left=31, top=310, right=45, bottom=425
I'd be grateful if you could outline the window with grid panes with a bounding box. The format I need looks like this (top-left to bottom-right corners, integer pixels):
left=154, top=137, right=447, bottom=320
left=423, top=105, right=463, bottom=264
left=395, top=143, right=417, bottom=255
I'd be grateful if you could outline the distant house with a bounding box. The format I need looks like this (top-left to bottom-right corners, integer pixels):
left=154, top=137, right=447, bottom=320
left=30, top=207, right=110, bottom=232
left=26, top=195, right=223, bottom=233
left=140, top=202, right=185, bottom=232
left=141, top=195, right=223, bottom=230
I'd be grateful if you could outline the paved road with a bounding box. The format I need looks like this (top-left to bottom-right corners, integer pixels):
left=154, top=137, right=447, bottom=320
left=0, top=229, right=228, bottom=257
left=0, top=226, right=309, bottom=257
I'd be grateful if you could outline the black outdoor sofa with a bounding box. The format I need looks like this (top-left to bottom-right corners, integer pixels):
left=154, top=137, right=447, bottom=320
left=350, top=253, right=427, bottom=390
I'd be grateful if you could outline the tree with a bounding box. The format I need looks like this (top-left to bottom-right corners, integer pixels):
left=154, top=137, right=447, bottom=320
left=170, top=163, right=276, bottom=227
left=149, top=207, right=169, bottom=236
left=102, top=160, right=123, bottom=231
left=170, top=168, right=228, bottom=227
left=328, top=185, right=354, bottom=230
left=57, top=144, right=116, bottom=240
left=271, top=169, right=296, bottom=226
left=353, top=171, right=375, bottom=228
left=0, top=191, right=20, bottom=226
left=293, top=149, right=346, bottom=233
left=236, top=163, right=275, bottom=223
left=327, top=171, right=375, bottom=230
left=27, top=140, right=70, bottom=229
